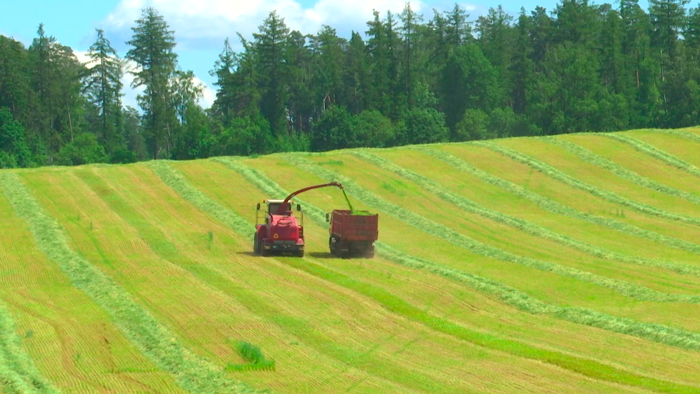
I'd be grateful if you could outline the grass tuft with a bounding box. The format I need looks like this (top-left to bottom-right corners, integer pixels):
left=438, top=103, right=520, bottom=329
left=226, top=342, right=276, bottom=372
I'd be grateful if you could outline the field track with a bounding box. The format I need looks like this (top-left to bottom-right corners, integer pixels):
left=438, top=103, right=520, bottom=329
left=2, top=129, right=700, bottom=393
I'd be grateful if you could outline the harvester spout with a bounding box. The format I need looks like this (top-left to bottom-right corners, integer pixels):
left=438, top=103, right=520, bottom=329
left=277, top=181, right=347, bottom=214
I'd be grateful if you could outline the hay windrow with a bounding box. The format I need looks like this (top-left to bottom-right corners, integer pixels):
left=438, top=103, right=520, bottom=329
left=159, top=158, right=700, bottom=392
left=280, top=154, right=700, bottom=304
left=351, top=150, right=700, bottom=278
left=602, top=133, right=700, bottom=180
left=542, top=136, right=700, bottom=206
left=0, top=172, right=269, bottom=394
left=414, top=146, right=700, bottom=256
left=0, top=299, right=60, bottom=394
left=656, top=129, right=700, bottom=145
left=474, top=141, right=700, bottom=227
left=212, top=156, right=700, bottom=353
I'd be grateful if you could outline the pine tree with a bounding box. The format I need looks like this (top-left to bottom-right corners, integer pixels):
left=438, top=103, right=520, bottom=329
left=445, top=4, right=471, bottom=47
left=476, top=6, right=513, bottom=106
left=28, top=24, right=85, bottom=161
left=365, top=10, right=390, bottom=114
left=510, top=9, right=535, bottom=114
left=210, top=38, right=237, bottom=125
left=84, top=29, right=123, bottom=157
left=649, top=0, right=689, bottom=58
left=600, top=9, right=625, bottom=94
left=399, top=3, right=424, bottom=109
left=311, top=26, right=345, bottom=113
left=253, top=11, right=291, bottom=136
left=342, top=32, right=369, bottom=114
left=126, top=7, right=179, bottom=159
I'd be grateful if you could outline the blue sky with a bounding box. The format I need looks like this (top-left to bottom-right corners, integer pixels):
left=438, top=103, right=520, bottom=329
left=0, top=0, right=656, bottom=108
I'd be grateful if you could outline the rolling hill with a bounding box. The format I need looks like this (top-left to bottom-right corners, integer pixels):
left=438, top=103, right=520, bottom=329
left=2, top=128, right=700, bottom=394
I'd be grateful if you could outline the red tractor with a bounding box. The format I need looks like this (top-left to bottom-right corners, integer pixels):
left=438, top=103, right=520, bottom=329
left=253, top=182, right=344, bottom=257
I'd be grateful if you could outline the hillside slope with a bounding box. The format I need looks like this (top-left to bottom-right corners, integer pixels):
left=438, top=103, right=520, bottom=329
left=2, top=128, right=700, bottom=393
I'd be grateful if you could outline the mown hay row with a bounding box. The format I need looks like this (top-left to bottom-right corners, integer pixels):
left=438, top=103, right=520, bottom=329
left=351, top=150, right=700, bottom=278
left=542, top=136, right=700, bottom=206
left=281, top=154, right=700, bottom=304
left=215, top=156, right=700, bottom=353
left=0, top=172, right=269, bottom=394
left=413, top=146, right=700, bottom=256
left=657, top=129, right=700, bottom=144
left=0, top=299, right=59, bottom=394
left=474, top=141, right=700, bottom=227
left=145, top=161, right=252, bottom=237
left=279, top=248, right=700, bottom=394
left=602, top=133, right=700, bottom=179
left=185, top=159, right=700, bottom=392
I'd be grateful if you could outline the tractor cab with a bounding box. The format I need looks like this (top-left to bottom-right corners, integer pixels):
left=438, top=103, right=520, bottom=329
left=264, top=199, right=289, bottom=216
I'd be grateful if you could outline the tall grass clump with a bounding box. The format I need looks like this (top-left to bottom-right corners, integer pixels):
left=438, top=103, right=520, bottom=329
left=474, top=141, right=700, bottom=227
left=282, top=154, right=700, bottom=304
left=413, top=146, right=700, bottom=256
left=351, top=150, right=700, bottom=278
left=542, top=136, right=700, bottom=206
left=0, top=172, right=270, bottom=394
left=0, top=300, right=60, bottom=394
left=213, top=158, right=700, bottom=354
left=602, top=133, right=700, bottom=180
left=226, top=342, right=275, bottom=372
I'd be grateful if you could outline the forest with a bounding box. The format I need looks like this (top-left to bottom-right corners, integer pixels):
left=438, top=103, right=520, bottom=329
left=0, top=0, right=697, bottom=167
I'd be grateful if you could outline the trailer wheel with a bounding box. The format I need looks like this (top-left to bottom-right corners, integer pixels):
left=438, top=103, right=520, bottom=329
left=330, top=236, right=341, bottom=257
left=261, top=244, right=270, bottom=256
left=297, top=249, right=305, bottom=258
left=253, top=237, right=260, bottom=255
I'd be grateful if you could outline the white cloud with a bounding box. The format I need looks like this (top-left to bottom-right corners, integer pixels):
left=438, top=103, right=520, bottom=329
left=97, top=0, right=482, bottom=110
left=101, top=0, right=478, bottom=51
left=193, top=76, right=217, bottom=109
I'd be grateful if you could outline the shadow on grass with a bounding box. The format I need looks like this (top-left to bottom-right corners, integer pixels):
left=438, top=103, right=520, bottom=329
left=236, top=251, right=257, bottom=257
left=308, top=252, right=335, bottom=259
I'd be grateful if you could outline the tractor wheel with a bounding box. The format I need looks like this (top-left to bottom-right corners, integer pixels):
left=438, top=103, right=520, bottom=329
left=261, top=244, right=270, bottom=257
left=253, top=237, right=259, bottom=255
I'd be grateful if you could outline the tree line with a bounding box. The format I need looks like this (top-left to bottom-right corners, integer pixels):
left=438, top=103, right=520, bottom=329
left=0, top=0, right=698, bottom=167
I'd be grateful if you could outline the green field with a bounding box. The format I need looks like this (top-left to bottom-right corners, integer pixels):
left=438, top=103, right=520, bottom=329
left=2, top=128, right=700, bottom=393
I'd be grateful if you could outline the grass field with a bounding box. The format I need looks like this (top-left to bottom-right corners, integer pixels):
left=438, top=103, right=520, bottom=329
left=1, top=128, right=700, bottom=393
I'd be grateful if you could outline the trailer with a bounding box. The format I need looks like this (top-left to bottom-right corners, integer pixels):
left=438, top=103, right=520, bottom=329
left=327, top=210, right=379, bottom=258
